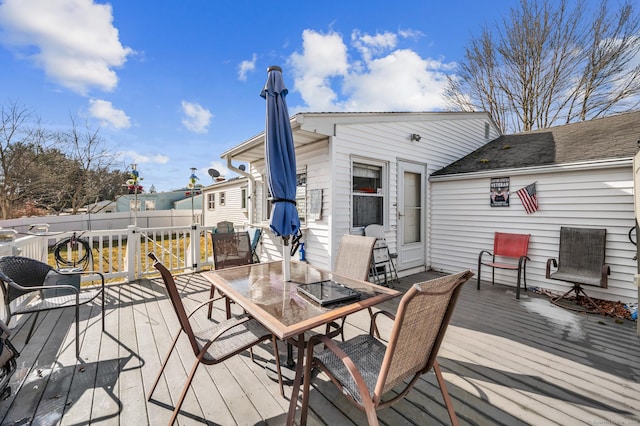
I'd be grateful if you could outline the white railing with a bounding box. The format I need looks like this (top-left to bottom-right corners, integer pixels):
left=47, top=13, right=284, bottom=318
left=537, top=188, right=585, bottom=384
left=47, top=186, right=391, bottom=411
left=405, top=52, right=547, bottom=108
left=5, top=224, right=216, bottom=283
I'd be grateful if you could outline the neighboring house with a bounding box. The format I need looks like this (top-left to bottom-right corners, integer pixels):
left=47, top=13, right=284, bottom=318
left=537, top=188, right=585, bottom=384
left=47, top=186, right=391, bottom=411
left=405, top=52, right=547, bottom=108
left=201, top=177, right=250, bottom=229
left=86, top=200, right=116, bottom=214
left=220, top=111, right=501, bottom=273
left=430, top=110, right=640, bottom=302
left=115, top=190, right=197, bottom=213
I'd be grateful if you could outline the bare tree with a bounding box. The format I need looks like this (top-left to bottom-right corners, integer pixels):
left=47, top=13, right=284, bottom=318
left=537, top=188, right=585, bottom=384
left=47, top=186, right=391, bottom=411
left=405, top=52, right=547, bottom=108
left=54, top=117, right=120, bottom=214
left=0, top=102, right=49, bottom=219
left=445, top=0, right=640, bottom=133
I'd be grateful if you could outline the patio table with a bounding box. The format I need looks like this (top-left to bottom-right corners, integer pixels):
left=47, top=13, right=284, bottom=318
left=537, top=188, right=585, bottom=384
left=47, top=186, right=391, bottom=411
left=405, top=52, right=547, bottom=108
left=203, top=260, right=401, bottom=426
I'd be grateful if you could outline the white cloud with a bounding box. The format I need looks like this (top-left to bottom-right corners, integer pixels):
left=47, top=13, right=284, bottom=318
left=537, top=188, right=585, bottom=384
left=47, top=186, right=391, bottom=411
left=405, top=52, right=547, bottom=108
left=0, top=0, right=133, bottom=95
left=118, top=150, right=169, bottom=165
left=288, top=28, right=454, bottom=112
left=181, top=101, right=212, bottom=134
left=88, top=99, right=130, bottom=129
left=238, top=53, right=257, bottom=81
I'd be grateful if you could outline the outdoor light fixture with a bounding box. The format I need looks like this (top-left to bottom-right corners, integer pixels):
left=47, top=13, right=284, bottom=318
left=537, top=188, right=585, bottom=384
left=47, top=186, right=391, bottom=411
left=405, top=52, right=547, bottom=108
left=410, top=133, right=421, bottom=142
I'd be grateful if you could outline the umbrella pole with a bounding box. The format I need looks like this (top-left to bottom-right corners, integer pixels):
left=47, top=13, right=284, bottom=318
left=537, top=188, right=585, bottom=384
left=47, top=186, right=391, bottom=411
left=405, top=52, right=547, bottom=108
left=283, top=236, right=291, bottom=281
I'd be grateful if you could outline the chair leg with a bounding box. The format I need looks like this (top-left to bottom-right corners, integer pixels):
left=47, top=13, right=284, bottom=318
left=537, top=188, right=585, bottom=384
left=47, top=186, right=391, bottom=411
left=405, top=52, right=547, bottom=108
left=148, top=329, right=182, bottom=401
left=207, top=285, right=216, bottom=319
left=271, top=336, right=284, bottom=397
left=169, top=358, right=201, bottom=426
left=433, top=360, right=459, bottom=426
left=75, top=302, right=80, bottom=358
left=25, top=311, right=41, bottom=345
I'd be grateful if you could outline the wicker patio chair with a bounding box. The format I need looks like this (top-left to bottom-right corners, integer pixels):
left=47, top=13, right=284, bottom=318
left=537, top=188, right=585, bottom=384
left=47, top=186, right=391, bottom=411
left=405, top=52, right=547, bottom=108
left=546, top=227, right=609, bottom=313
left=147, top=253, right=283, bottom=424
left=0, top=256, right=105, bottom=358
left=207, top=231, right=253, bottom=320
left=301, top=270, right=474, bottom=426
left=325, top=235, right=377, bottom=340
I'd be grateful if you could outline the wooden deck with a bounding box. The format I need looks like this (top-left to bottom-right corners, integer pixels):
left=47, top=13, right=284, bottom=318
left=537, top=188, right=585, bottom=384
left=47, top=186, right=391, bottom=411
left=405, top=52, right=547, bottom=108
left=0, top=270, right=638, bottom=425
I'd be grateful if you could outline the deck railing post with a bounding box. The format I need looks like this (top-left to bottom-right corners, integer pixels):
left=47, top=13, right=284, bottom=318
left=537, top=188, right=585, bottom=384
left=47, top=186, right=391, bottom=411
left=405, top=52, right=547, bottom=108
left=125, top=225, right=139, bottom=281
left=188, top=223, right=201, bottom=272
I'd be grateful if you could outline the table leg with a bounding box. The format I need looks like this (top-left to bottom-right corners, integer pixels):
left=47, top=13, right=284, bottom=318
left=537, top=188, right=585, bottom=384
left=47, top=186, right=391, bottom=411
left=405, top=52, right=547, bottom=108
left=286, top=333, right=305, bottom=426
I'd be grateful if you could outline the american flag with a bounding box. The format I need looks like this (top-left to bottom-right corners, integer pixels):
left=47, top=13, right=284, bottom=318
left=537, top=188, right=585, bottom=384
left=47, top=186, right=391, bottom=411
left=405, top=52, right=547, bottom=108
left=516, top=183, right=538, bottom=214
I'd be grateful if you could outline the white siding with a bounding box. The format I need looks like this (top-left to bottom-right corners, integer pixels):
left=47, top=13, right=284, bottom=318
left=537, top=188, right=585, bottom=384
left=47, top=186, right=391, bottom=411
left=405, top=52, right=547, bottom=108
left=249, top=140, right=333, bottom=269
left=330, top=115, right=496, bottom=269
left=430, top=166, right=636, bottom=302
left=202, top=180, right=249, bottom=229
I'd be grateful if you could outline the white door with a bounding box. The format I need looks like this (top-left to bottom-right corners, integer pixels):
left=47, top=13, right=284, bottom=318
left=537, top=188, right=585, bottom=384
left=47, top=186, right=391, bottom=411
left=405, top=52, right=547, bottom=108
left=397, top=161, right=426, bottom=270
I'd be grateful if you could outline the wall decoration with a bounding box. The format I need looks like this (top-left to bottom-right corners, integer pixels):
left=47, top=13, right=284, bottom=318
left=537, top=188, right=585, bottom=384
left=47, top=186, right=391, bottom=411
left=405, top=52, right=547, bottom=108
left=490, top=177, right=510, bottom=207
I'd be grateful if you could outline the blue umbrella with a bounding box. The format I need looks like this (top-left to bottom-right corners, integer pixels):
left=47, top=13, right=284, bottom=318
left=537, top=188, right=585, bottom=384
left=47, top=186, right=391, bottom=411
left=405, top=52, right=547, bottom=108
left=261, top=66, right=300, bottom=280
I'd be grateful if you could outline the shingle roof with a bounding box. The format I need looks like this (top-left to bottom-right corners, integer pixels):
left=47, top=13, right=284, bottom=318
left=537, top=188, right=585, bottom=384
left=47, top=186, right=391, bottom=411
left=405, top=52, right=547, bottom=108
left=432, top=110, right=640, bottom=176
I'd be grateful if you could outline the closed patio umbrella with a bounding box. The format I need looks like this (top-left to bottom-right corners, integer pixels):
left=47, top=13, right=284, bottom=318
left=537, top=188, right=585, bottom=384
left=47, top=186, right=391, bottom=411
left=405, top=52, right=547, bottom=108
left=261, top=65, right=300, bottom=281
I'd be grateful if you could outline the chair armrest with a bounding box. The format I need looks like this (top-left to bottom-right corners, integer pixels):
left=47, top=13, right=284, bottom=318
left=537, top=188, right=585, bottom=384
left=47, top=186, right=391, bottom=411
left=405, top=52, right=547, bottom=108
left=478, top=250, right=494, bottom=264
left=370, top=310, right=395, bottom=339
left=545, top=258, right=557, bottom=279
left=601, top=264, right=610, bottom=289
left=518, top=255, right=530, bottom=269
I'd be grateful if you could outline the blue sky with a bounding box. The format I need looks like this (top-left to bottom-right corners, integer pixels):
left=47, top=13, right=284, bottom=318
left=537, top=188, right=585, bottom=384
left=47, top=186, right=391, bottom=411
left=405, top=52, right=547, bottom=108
left=0, top=0, right=518, bottom=192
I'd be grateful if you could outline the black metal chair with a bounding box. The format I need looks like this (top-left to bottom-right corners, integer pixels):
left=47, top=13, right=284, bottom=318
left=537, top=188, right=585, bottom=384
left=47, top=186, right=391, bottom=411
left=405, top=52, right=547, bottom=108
left=0, top=256, right=105, bottom=357
left=546, top=227, right=610, bottom=313
left=207, top=232, right=253, bottom=320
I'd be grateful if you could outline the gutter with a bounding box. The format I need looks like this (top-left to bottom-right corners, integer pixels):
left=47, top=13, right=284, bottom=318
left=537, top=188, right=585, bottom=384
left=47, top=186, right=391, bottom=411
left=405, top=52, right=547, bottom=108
left=429, top=157, right=633, bottom=182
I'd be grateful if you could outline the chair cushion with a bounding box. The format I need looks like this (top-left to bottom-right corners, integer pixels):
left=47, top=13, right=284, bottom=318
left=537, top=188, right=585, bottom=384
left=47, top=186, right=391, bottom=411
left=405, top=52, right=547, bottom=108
left=13, top=289, right=102, bottom=315
left=314, top=334, right=386, bottom=405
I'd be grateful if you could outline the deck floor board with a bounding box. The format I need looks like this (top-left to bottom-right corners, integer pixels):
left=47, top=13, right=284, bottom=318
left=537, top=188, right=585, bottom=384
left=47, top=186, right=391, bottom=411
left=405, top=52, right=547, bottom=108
left=0, top=270, right=638, bottom=425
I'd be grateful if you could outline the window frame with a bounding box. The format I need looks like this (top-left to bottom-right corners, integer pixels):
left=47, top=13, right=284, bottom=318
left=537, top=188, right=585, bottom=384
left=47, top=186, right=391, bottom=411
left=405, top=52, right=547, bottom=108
left=207, top=193, right=215, bottom=210
left=351, top=157, right=388, bottom=230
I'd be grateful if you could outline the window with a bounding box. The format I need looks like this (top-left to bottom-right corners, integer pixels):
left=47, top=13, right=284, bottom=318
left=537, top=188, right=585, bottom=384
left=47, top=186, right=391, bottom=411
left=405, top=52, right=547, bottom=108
left=241, top=188, right=248, bottom=210
left=219, top=192, right=226, bottom=206
left=296, top=171, right=306, bottom=224
left=352, top=161, right=385, bottom=228
left=207, top=193, right=215, bottom=210
left=263, top=170, right=307, bottom=223
left=129, top=199, right=141, bottom=212
left=145, top=200, right=156, bottom=211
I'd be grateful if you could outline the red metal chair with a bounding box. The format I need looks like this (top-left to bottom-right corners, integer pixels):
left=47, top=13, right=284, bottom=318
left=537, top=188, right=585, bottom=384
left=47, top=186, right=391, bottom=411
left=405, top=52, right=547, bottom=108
left=477, top=232, right=530, bottom=299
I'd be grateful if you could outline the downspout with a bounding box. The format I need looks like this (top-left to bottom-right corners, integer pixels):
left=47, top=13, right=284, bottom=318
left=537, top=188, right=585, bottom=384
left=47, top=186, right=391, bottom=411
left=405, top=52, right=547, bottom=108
left=226, top=156, right=257, bottom=224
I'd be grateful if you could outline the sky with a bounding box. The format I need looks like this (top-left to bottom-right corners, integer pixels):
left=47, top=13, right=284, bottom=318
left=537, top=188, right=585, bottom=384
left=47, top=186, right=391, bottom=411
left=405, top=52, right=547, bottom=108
left=0, top=0, right=520, bottom=193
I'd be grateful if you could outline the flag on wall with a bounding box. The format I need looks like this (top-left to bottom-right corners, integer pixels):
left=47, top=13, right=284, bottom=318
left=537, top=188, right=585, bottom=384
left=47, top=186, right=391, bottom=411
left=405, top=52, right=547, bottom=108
left=516, top=182, right=538, bottom=214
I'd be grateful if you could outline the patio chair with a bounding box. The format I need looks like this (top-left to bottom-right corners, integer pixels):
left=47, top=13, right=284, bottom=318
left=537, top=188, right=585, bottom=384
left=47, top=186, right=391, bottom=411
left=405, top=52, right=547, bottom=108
left=546, top=227, right=609, bottom=313
left=477, top=232, right=530, bottom=299
left=147, top=253, right=283, bottom=424
left=0, top=256, right=105, bottom=358
left=301, top=270, right=474, bottom=426
left=247, top=227, right=262, bottom=263
left=326, top=235, right=377, bottom=340
left=207, top=231, right=253, bottom=319
left=215, top=221, right=234, bottom=233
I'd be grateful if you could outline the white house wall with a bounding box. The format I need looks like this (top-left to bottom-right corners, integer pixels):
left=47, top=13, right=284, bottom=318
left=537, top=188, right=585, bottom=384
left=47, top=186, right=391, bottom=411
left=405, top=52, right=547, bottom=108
left=430, top=165, right=637, bottom=302
left=330, top=115, right=499, bottom=270
left=202, top=180, right=249, bottom=229
left=250, top=139, right=333, bottom=269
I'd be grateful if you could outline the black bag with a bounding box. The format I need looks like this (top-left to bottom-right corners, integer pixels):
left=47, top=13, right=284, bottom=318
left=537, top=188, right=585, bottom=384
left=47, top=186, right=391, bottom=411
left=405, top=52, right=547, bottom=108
left=0, top=320, right=18, bottom=399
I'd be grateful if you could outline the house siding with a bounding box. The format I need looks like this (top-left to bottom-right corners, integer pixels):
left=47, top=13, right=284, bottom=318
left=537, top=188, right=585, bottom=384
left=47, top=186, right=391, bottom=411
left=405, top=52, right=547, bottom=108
left=202, top=179, right=249, bottom=229
left=430, top=165, right=636, bottom=302
left=330, top=115, right=498, bottom=270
